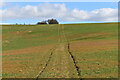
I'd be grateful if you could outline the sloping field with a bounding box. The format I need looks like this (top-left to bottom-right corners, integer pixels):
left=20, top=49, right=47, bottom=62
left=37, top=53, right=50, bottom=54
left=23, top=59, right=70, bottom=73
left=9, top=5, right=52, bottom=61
left=2, top=23, right=118, bottom=78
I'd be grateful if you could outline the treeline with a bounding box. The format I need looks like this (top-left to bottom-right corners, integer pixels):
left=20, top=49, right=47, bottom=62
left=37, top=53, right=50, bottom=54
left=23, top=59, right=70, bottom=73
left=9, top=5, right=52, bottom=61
left=37, top=19, right=59, bottom=25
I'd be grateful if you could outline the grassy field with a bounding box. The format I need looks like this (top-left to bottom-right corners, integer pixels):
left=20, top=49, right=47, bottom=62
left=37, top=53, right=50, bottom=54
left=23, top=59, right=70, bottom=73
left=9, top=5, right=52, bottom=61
left=2, top=23, right=118, bottom=78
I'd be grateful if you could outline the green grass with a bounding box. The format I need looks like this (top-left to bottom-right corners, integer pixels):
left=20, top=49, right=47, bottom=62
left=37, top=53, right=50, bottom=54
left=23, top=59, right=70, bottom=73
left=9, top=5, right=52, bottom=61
left=3, top=25, right=59, bottom=50
left=64, top=23, right=118, bottom=41
left=64, top=23, right=118, bottom=78
left=2, top=23, right=118, bottom=78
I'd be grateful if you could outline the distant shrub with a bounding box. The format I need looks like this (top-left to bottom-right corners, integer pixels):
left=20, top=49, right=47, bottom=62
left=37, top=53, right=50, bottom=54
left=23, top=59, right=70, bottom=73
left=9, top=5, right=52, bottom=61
left=37, top=21, right=47, bottom=25
left=48, top=19, right=59, bottom=24
left=37, top=19, right=59, bottom=25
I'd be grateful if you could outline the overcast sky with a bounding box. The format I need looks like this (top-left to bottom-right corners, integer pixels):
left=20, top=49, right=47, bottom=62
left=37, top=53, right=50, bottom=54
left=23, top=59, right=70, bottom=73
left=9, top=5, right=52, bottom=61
left=0, top=2, right=118, bottom=24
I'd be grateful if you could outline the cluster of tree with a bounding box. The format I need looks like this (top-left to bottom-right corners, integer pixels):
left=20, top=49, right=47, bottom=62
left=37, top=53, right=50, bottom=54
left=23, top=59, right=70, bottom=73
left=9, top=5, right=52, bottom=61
left=15, top=23, right=31, bottom=25
left=37, top=19, right=59, bottom=25
left=37, top=21, right=47, bottom=24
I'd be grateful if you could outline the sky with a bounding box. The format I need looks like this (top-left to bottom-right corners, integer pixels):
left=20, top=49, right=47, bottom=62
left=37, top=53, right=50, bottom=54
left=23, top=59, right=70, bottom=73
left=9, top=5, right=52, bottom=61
left=0, top=2, right=118, bottom=24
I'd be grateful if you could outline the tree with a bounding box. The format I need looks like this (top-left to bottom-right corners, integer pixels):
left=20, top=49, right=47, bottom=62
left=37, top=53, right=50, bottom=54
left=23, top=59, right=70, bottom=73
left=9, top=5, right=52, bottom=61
left=37, top=21, right=47, bottom=25
left=48, top=19, right=59, bottom=24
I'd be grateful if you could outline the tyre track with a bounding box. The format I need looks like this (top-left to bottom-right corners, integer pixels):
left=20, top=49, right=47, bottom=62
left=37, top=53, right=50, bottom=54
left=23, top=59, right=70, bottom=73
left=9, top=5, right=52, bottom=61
left=35, top=25, right=61, bottom=79
left=67, top=43, right=81, bottom=77
left=35, top=24, right=81, bottom=78
left=35, top=46, right=57, bottom=80
left=61, top=24, right=81, bottom=78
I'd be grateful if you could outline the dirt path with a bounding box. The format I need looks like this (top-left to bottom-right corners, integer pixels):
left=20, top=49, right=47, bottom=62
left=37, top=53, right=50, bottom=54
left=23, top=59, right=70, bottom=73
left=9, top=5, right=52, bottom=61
left=36, top=25, right=80, bottom=78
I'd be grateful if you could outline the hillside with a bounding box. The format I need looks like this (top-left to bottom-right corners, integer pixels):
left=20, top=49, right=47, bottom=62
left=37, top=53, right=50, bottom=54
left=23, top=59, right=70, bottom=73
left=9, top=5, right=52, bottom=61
left=2, top=23, right=118, bottom=78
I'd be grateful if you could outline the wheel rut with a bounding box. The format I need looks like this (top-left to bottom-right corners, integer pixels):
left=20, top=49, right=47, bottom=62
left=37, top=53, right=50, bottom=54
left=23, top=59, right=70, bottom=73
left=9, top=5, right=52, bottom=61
left=61, top=24, right=81, bottom=78
left=35, top=24, right=81, bottom=79
left=35, top=46, right=57, bottom=80
left=67, top=43, right=81, bottom=77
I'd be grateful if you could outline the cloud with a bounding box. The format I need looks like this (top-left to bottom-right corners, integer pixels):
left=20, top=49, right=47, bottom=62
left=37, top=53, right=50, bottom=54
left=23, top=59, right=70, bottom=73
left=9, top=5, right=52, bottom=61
left=63, top=8, right=118, bottom=22
left=0, top=0, right=6, bottom=7
left=0, top=3, right=118, bottom=23
left=89, top=8, right=118, bottom=21
left=1, top=3, right=67, bottom=20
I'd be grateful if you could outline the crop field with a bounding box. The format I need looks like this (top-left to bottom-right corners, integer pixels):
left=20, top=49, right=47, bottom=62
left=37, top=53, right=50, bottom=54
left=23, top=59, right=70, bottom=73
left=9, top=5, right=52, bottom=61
left=2, top=23, right=118, bottom=78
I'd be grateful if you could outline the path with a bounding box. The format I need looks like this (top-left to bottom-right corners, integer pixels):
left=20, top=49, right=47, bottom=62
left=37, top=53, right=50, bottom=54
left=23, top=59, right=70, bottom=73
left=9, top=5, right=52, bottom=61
left=36, top=24, right=81, bottom=78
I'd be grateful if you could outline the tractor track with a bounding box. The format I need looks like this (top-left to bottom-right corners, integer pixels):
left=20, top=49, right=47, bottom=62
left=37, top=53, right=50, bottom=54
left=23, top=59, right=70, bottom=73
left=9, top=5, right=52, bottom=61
left=35, top=24, right=81, bottom=79
left=35, top=46, right=57, bottom=80
left=61, top=24, right=81, bottom=78
left=35, top=25, right=60, bottom=79
left=35, top=25, right=61, bottom=79
left=67, top=42, right=81, bottom=77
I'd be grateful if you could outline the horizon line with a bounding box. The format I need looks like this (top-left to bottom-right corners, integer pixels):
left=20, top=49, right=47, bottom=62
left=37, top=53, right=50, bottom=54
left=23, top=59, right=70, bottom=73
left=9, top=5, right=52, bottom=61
left=0, top=22, right=118, bottom=25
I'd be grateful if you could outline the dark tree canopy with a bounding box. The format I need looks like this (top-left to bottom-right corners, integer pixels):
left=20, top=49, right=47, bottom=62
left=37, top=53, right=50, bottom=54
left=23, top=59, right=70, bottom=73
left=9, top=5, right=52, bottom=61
left=48, top=19, right=59, bottom=24
left=37, top=21, right=47, bottom=25
left=37, top=19, right=59, bottom=25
